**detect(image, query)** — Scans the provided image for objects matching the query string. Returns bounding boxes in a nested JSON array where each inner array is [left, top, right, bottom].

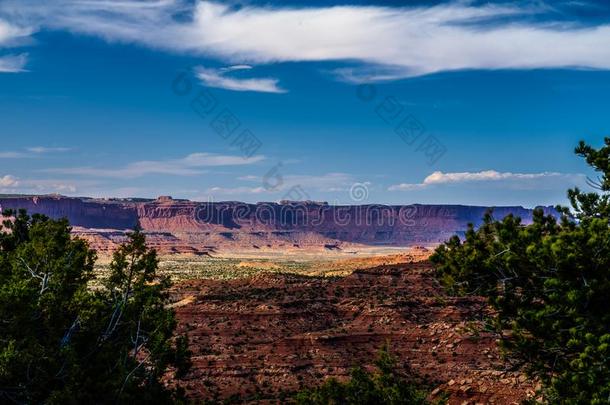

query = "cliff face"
[[0, 195, 556, 253], [0, 195, 139, 229]]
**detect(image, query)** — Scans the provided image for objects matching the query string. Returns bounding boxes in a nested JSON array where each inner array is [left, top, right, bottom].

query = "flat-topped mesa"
[[0, 195, 559, 253]]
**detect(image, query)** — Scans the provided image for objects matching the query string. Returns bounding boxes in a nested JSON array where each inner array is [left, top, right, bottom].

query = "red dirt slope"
[[172, 261, 538, 404]]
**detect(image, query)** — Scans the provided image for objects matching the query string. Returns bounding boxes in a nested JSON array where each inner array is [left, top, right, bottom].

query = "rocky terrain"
[[0, 194, 556, 255], [171, 259, 538, 404]]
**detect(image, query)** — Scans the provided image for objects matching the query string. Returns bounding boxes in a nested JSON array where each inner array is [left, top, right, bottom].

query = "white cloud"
[[195, 65, 286, 93], [186, 2, 610, 77], [0, 174, 19, 187], [3, 1, 610, 79], [424, 170, 564, 185], [0, 19, 31, 45], [389, 170, 575, 191], [46, 152, 265, 178]]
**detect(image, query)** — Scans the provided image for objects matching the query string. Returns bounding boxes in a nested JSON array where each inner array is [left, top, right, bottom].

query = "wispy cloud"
[[389, 170, 578, 191], [4, 1, 610, 79], [0, 19, 32, 72], [281, 173, 356, 192], [0, 151, 27, 158], [201, 172, 361, 200], [0, 174, 79, 194], [241, 172, 358, 192], [196, 172, 359, 199], [205, 185, 267, 195], [0, 53, 27, 72], [195, 65, 286, 93], [46, 152, 265, 178], [0, 146, 71, 158], [27, 146, 72, 153], [24, 180, 77, 193], [331, 65, 419, 84]]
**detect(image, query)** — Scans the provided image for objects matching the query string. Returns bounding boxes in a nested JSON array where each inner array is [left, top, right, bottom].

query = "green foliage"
[[0, 211, 190, 404], [294, 344, 436, 405], [431, 138, 610, 404]]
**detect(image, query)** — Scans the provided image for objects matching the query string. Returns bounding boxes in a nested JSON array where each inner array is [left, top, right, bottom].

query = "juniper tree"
[[432, 138, 610, 404], [0, 211, 190, 404]]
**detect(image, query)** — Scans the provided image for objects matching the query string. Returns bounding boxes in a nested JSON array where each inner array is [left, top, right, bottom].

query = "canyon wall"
[[0, 195, 557, 253]]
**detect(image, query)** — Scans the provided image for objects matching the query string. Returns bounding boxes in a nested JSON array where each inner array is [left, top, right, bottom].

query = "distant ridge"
[[0, 194, 558, 255]]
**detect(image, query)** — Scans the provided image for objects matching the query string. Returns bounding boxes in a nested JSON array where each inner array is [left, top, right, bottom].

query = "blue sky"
[[1, 0, 610, 206]]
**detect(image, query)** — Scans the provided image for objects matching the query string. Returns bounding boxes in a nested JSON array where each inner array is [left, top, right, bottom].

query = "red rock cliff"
[[0, 195, 557, 252]]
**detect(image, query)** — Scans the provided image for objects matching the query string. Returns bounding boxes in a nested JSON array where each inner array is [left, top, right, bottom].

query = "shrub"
[[294, 344, 435, 405]]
